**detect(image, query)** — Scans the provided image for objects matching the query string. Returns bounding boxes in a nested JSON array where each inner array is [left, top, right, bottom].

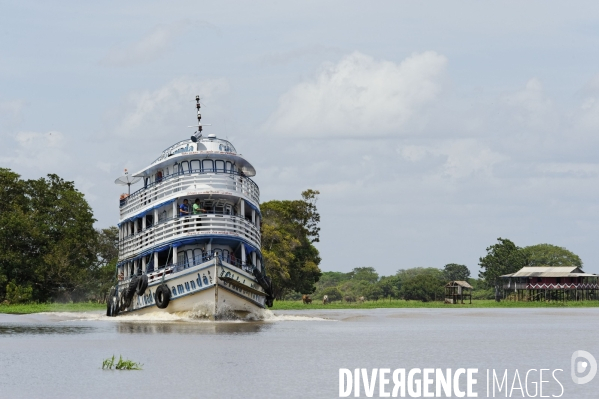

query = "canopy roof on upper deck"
[[500, 266, 597, 278], [131, 136, 256, 178]]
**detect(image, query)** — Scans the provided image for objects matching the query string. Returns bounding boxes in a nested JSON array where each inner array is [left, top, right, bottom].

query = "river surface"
[[0, 308, 598, 398]]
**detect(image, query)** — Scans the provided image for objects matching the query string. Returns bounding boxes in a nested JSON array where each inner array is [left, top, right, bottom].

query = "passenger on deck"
[[192, 199, 206, 215], [193, 199, 206, 230], [179, 199, 190, 217]]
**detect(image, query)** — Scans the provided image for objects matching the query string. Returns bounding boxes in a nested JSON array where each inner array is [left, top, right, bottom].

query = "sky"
[[2, 1, 599, 276]]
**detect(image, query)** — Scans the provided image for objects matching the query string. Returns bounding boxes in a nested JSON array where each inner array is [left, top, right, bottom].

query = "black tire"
[[155, 284, 171, 309], [127, 276, 139, 299], [136, 274, 148, 296]]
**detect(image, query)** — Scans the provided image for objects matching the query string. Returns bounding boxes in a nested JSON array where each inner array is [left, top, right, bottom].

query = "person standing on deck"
[[192, 199, 206, 215], [192, 199, 206, 230], [179, 199, 190, 217]]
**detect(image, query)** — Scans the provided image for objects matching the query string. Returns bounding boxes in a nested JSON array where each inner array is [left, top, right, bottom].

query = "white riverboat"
[[107, 96, 274, 318]]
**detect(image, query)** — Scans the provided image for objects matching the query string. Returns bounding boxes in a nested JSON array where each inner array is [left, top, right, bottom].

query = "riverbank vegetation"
[[272, 299, 599, 310], [281, 239, 587, 304], [0, 302, 105, 314]]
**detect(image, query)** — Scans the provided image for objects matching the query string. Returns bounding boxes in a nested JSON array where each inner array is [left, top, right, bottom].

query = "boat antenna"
[[189, 95, 211, 142], [114, 168, 142, 195]]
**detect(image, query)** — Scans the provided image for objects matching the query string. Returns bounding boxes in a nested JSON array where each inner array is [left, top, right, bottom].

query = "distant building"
[[500, 266, 599, 301], [445, 281, 473, 304]]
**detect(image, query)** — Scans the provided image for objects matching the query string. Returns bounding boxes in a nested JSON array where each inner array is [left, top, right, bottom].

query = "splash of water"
[[38, 307, 334, 323]]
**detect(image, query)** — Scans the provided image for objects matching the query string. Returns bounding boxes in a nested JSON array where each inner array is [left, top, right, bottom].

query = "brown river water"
[[0, 308, 598, 398]]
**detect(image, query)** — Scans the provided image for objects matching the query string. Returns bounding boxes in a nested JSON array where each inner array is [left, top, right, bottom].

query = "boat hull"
[[117, 260, 266, 319]]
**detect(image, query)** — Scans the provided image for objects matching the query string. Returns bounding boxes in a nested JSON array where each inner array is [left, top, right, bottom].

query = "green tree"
[[348, 267, 379, 284], [0, 169, 97, 302], [27, 174, 97, 301], [399, 268, 445, 302], [521, 244, 582, 268], [0, 168, 38, 300], [443, 263, 471, 281], [364, 284, 384, 301], [90, 227, 120, 301], [260, 189, 322, 299], [5, 280, 33, 304], [376, 275, 401, 299], [478, 238, 527, 287], [315, 271, 350, 290]]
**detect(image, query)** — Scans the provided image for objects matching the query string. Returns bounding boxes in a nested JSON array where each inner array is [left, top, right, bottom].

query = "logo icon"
[[571, 350, 597, 385]]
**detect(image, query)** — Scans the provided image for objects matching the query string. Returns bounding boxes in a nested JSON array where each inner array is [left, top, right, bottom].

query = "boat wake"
[[38, 307, 333, 323]]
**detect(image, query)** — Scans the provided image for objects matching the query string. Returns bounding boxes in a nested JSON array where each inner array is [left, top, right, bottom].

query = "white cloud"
[[577, 96, 599, 131], [0, 99, 25, 127], [259, 45, 344, 66], [101, 21, 190, 67], [0, 131, 68, 170], [397, 145, 431, 162], [500, 78, 554, 129], [537, 162, 599, 178], [110, 76, 230, 140], [440, 140, 508, 179], [262, 51, 447, 137], [397, 140, 507, 180]]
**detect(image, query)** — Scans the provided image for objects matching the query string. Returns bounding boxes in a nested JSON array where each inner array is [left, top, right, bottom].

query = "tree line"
[[287, 239, 583, 303]]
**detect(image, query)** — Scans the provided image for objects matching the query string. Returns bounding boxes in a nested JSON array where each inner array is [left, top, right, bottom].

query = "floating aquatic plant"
[[102, 355, 142, 370]]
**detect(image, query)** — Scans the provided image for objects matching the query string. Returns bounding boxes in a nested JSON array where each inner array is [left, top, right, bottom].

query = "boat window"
[[164, 167, 169, 176], [225, 204, 232, 215], [155, 171, 163, 183], [226, 161, 233, 173], [190, 160, 201, 173], [177, 251, 189, 268], [213, 248, 222, 259], [222, 249, 230, 262], [172, 163, 178, 176], [144, 177, 149, 188], [158, 210, 167, 222], [193, 249, 204, 264], [180, 161, 190, 174], [202, 159, 214, 173], [215, 160, 225, 173]]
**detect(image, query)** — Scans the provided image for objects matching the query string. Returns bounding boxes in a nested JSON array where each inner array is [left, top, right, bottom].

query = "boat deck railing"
[[119, 170, 260, 218], [119, 213, 261, 259]]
